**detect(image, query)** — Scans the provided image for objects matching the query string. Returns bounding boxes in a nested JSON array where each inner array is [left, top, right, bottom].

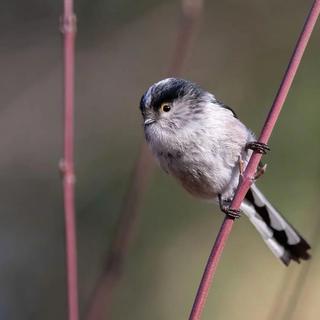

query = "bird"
[[139, 77, 310, 265]]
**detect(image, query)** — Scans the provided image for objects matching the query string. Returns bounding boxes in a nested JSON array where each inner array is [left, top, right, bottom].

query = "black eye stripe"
[[150, 79, 203, 110], [139, 78, 205, 113], [151, 86, 181, 110]]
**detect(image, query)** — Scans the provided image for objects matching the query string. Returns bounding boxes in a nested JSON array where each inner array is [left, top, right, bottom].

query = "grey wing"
[[216, 99, 238, 118]]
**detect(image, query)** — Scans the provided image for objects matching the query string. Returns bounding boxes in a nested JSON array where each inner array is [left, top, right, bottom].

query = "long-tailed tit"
[[139, 78, 310, 265]]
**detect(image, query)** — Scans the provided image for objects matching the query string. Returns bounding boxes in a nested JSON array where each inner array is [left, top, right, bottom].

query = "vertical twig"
[[266, 270, 294, 320], [266, 213, 320, 320], [281, 243, 316, 320], [189, 1, 320, 319], [85, 1, 203, 320], [61, 1, 78, 320]]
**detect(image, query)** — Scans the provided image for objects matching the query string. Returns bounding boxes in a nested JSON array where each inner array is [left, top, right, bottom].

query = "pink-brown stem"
[[189, 1, 320, 319], [61, 0, 79, 320]]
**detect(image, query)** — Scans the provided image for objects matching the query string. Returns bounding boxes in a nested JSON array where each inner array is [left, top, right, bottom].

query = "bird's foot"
[[222, 207, 242, 219], [246, 141, 270, 155], [219, 195, 241, 219], [238, 155, 244, 176], [254, 163, 267, 180]]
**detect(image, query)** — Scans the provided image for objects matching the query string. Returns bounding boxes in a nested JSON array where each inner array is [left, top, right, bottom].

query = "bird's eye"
[[160, 103, 171, 112]]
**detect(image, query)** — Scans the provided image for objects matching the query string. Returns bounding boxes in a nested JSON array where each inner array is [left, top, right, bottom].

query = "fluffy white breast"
[[144, 101, 253, 199]]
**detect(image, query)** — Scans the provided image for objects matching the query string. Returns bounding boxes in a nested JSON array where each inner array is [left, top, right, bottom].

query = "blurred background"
[[1, 0, 319, 319]]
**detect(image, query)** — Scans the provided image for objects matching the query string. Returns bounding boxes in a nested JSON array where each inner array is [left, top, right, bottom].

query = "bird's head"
[[139, 78, 212, 132]]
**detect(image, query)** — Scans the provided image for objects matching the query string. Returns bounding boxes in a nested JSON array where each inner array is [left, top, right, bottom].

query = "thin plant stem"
[[281, 236, 318, 320], [265, 270, 294, 320], [61, 1, 79, 320], [85, 1, 203, 319], [265, 210, 320, 320], [189, 1, 320, 319]]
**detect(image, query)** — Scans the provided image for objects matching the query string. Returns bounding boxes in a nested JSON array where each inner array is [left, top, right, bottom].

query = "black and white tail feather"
[[241, 184, 311, 265]]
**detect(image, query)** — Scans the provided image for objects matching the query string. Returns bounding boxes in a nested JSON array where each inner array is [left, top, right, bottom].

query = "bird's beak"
[[144, 118, 156, 126]]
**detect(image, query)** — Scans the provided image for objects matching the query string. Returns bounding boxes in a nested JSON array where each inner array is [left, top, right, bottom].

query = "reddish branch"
[[189, 1, 320, 319], [85, 1, 203, 319], [61, 1, 79, 320]]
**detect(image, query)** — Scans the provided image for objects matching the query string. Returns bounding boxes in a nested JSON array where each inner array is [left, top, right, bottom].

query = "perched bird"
[[139, 78, 310, 265]]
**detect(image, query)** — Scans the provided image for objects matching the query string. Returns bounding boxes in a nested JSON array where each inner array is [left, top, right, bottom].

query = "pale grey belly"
[[158, 151, 235, 200], [173, 168, 219, 199]]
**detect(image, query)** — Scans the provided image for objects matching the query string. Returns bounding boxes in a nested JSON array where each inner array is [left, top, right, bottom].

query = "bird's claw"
[[238, 156, 244, 176], [246, 141, 270, 155], [222, 207, 242, 219], [254, 163, 267, 180], [219, 195, 242, 219]]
